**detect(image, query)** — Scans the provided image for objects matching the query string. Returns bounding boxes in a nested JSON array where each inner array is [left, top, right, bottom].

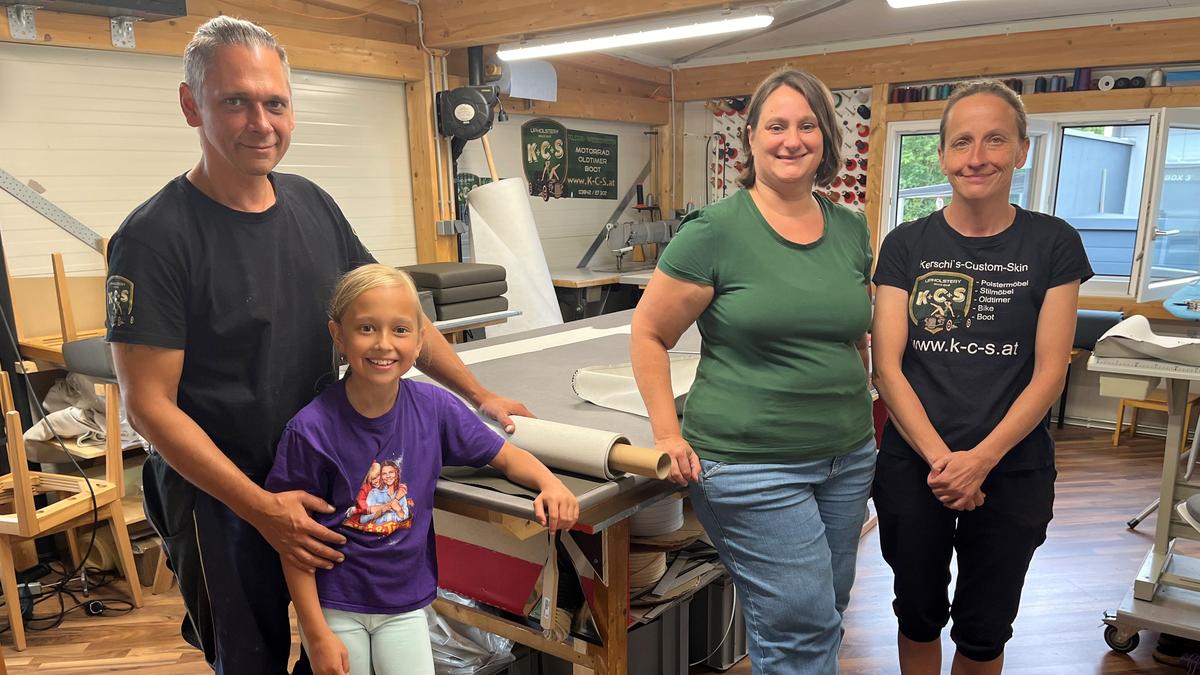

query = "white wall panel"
[[0, 42, 416, 279]]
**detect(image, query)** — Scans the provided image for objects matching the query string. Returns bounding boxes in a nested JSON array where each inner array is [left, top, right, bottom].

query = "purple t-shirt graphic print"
[[266, 379, 504, 614]]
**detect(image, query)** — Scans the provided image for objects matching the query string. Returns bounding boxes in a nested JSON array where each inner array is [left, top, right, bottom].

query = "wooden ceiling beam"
[[188, 0, 410, 43], [551, 54, 670, 86], [674, 16, 1200, 100], [420, 0, 763, 49], [307, 0, 419, 25], [0, 8, 426, 82]]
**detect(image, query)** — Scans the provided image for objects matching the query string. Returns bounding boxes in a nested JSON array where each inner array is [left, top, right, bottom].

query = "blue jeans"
[[689, 438, 876, 675]]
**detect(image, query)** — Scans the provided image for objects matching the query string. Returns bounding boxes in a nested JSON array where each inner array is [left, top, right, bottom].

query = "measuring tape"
[[0, 168, 105, 254]]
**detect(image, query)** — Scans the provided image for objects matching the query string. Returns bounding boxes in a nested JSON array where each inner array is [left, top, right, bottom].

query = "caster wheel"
[[1104, 625, 1139, 654]]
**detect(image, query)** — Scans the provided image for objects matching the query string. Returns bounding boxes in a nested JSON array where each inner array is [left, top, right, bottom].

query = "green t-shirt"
[[658, 189, 874, 463]]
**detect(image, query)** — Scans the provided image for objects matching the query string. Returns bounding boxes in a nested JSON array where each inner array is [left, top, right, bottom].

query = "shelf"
[[886, 84, 1200, 121], [121, 494, 147, 526], [26, 437, 144, 462]]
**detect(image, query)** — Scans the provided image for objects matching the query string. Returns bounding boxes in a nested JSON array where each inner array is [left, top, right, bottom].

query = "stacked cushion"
[[400, 263, 508, 321]]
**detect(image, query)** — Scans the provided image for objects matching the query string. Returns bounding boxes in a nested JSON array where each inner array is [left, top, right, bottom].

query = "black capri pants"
[[872, 451, 1055, 662]]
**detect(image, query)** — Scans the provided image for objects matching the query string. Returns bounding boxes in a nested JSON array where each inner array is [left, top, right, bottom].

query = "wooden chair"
[[0, 371, 143, 651], [4, 251, 107, 368], [1112, 390, 1200, 452]]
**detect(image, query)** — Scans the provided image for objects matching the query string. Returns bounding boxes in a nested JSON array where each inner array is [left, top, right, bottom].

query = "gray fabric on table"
[[423, 311, 700, 501], [441, 466, 604, 499]]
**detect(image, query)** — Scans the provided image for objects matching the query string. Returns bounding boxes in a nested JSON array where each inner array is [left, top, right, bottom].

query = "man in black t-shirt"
[[106, 17, 530, 673]]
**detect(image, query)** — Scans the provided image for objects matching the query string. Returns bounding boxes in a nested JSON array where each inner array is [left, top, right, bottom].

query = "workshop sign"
[[522, 119, 618, 200]]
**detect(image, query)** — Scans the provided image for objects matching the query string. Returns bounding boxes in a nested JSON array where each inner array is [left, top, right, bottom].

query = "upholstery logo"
[[106, 275, 134, 328], [909, 272, 973, 334]]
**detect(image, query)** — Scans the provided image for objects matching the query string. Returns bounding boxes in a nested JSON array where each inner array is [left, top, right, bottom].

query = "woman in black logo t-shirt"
[[871, 80, 1093, 673]]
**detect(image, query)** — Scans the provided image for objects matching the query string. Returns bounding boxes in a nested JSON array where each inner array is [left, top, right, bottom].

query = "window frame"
[[880, 107, 1187, 300]]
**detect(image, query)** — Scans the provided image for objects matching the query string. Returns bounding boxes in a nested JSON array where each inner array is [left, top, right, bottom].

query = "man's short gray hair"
[[183, 16, 290, 97]]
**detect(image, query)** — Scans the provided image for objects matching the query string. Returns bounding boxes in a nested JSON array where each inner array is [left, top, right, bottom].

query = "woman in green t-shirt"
[[631, 68, 876, 674]]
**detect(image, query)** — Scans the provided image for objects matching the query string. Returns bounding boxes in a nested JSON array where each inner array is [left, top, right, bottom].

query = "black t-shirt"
[[872, 207, 1093, 471], [106, 173, 375, 479]]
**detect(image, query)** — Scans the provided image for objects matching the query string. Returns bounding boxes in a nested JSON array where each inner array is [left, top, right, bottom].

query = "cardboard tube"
[[610, 443, 670, 480]]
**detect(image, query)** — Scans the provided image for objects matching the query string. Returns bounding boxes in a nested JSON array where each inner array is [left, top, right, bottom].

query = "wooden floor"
[[2, 427, 1196, 673]]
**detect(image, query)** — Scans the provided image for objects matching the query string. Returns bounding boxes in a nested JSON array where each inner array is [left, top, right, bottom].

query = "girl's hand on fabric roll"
[[659, 435, 700, 486], [927, 451, 992, 508], [533, 480, 579, 533]]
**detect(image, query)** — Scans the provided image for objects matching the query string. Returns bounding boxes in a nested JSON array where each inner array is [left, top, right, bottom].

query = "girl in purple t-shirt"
[[267, 264, 578, 675]]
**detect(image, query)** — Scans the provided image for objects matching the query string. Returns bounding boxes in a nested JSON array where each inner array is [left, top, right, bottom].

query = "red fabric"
[[873, 397, 888, 447], [435, 535, 542, 615]]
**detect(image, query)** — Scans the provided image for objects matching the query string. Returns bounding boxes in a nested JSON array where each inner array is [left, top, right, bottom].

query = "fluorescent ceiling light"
[[497, 12, 774, 61], [888, 0, 965, 7]]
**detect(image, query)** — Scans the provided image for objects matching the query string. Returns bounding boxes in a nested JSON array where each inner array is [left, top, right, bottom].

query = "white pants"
[[299, 606, 435, 675]]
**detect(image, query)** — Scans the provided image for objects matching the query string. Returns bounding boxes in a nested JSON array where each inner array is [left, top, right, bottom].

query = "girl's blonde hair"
[[328, 264, 423, 332]]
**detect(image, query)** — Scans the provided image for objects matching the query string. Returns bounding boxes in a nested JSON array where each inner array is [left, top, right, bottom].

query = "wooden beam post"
[[865, 83, 890, 262], [592, 519, 630, 674], [656, 102, 684, 216], [407, 53, 459, 263]]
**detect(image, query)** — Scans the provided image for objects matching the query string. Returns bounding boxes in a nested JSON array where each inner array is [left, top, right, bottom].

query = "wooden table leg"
[[591, 520, 629, 675]]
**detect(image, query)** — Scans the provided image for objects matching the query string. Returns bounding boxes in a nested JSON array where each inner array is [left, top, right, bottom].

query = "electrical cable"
[[689, 585, 739, 667]]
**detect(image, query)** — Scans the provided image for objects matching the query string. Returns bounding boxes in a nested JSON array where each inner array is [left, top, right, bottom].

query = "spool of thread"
[[1098, 75, 1116, 91], [1149, 68, 1166, 87], [1074, 68, 1091, 92], [1130, 76, 1146, 88], [635, 184, 645, 206], [926, 85, 936, 101], [890, 87, 903, 103], [629, 552, 668, 591], [632, 497, 685, 537], [942, 83, 954, 99], [1115, 77, 1131, 89], [1035, 76, 1048, 93]]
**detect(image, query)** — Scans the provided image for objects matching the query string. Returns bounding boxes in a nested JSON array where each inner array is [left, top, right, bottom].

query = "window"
[[1050, 124, 1150, 280], [883, 108, 1200, 300], [1145, 118, 1200, 293], [893, 132, 1036, 226]]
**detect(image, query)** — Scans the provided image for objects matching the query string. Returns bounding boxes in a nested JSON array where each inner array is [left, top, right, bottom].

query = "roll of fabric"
[[629, 552, 668, 591], [632, 497, 685, 537], [498, 416, 669, 480], [467, 177, 563, 336]]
